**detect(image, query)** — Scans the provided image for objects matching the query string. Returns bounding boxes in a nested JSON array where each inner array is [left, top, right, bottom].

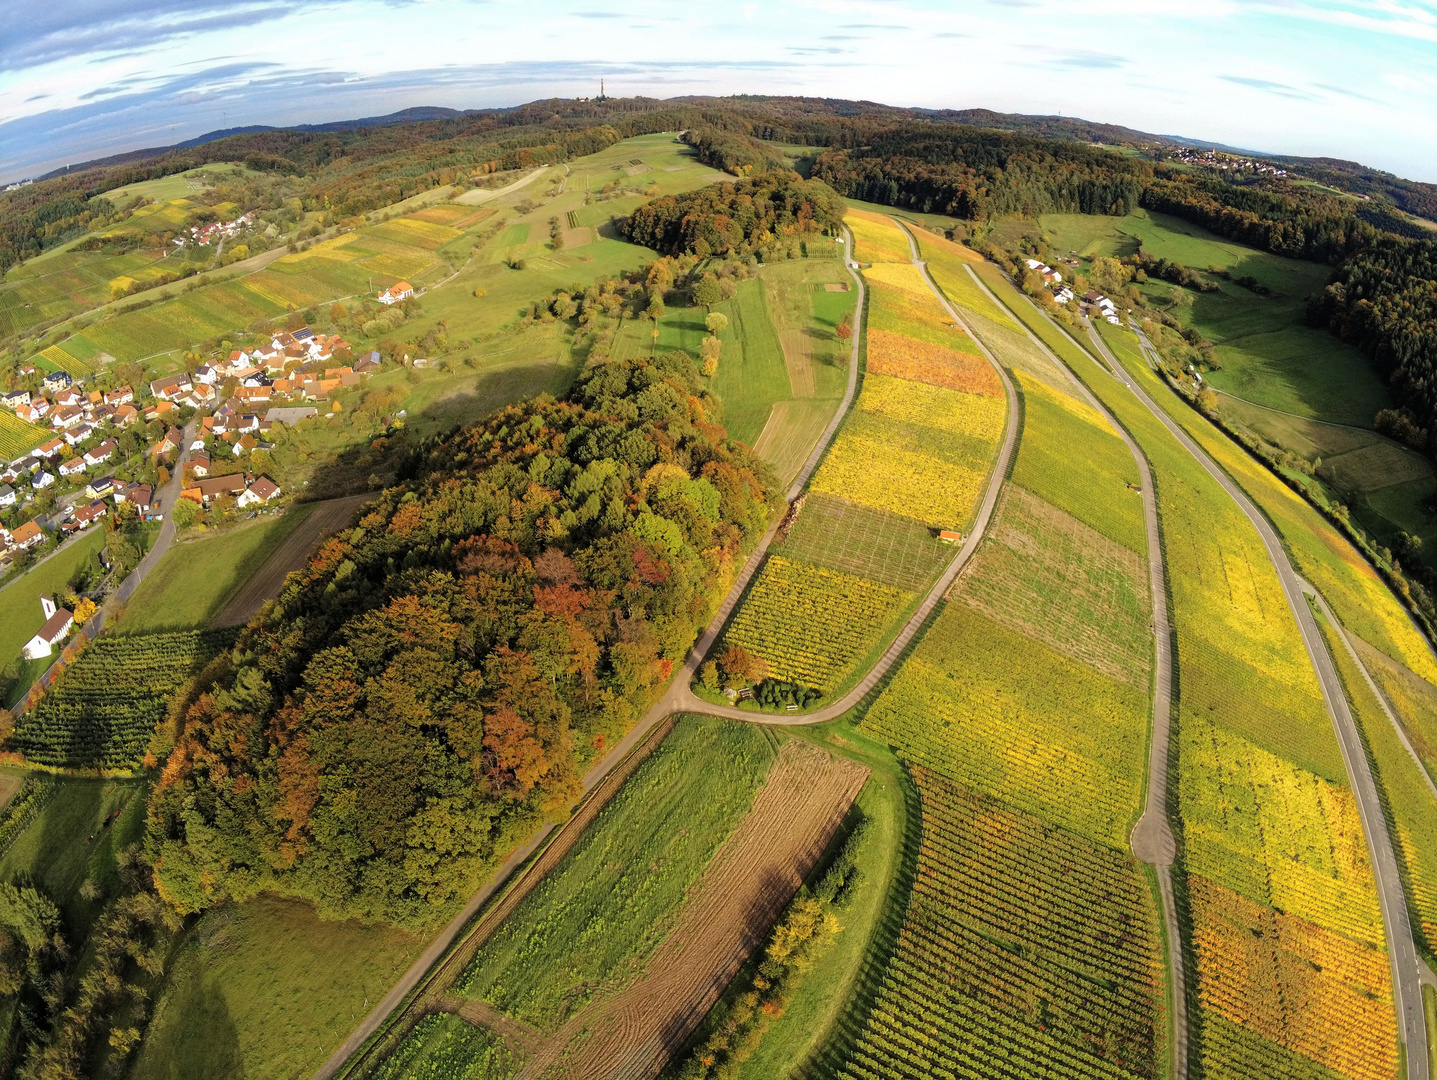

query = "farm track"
[[212, 491, 376, 627], [514, 742, 868, 1080], [1095, 320, 1428, 1078], [961, 265, 1187, 1078]]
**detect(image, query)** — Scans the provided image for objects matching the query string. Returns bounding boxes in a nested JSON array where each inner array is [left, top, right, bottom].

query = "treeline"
[[1309, 234, 1437, 443], [622, 172, 845, 256], [146, 354, 776, 929]]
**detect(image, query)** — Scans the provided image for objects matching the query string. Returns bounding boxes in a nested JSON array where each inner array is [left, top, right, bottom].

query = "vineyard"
[[718, 556, 910, 692], [710, 219, 1007, 702], [9, 630, 236, 770], [1061, 309, 1401, 1077], [0, 409, 48, 458], [838, 769, 1164, 1080], [846, 209, 913, 264], [39, 344, 91, 378]]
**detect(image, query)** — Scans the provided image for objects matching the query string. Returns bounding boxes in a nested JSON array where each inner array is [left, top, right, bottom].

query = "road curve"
[[959, 265, 1188, 1079], [659, 218, 1020, 726], [1098, 322, 1428, 1080]]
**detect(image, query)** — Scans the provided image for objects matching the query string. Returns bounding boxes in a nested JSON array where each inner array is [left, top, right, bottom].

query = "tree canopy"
[[147, 353, 775, 929]]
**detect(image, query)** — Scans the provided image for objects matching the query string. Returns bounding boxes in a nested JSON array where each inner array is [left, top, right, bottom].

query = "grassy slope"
[[0, 531, 106, 670], [118, 506, 315, 633], [130, 896, 426, 1080]]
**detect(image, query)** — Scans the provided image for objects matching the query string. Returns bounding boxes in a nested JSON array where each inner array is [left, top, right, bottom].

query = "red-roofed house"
[[378, 281, 414, 305]]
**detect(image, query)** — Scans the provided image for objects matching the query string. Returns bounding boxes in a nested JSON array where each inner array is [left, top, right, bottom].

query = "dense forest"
[[146, 354, 775, 928], [622, 171, 845, 256]]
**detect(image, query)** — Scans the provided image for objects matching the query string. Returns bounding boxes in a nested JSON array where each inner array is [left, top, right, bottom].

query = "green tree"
[[692, 276, 722, 309]]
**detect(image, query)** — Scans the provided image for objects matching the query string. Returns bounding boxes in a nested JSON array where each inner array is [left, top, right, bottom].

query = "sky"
[[2, 0, 1435, 185]]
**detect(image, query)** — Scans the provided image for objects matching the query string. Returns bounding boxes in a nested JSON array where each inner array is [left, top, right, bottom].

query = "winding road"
[[958, 264, 1188, 1079], [1095, 320, 1429, 1079]]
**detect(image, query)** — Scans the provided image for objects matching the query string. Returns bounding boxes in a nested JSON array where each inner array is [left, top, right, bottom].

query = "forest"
[[145, 353, 776, 929], [621, 171, 845, 256]]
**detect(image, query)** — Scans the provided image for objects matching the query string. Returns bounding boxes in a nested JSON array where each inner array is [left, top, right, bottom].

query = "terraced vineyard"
[[843, 349, 1165, 1079], [0, 409, 48, 457], [709, 212, 1008, 699]]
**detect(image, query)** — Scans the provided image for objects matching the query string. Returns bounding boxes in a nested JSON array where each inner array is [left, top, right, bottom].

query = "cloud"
[[1, 0, 333, 68], [1049, 51, 1129, 69], [789, 46, 850, 55], [1219, 75, 1318, 100]]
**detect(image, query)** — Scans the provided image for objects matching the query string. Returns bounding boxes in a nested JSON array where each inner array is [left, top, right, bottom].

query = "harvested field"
[[823, 282, 851, 292], [519, 742, 868, 1080], [557, 227, 592, 249], [450, 207, 496, 229], [213, 493, 373, 626], [1322, 441, 1431, 492]]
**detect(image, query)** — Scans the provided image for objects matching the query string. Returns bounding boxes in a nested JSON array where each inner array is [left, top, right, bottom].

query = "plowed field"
[[519, 742, 868, 1080]]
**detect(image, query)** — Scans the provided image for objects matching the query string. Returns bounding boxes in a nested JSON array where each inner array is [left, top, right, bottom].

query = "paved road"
[[1095, 322, 1428, 1080], [960, 266, 1188, 1079]]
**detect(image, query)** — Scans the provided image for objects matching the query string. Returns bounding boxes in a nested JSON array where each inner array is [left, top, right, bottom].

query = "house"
[[232, 433, 258, 456], [86, 476, 115, 498], [265, 407, 317, 427], [33, 437, 64, 461], [120, 483, 154, 514], [1, 390, 30, 409], [106, 386, 133, 406], [84, 439, 117, 467], [49, 405, 83, 430], [354, 351, 381, 375], [182, 474, 246, 505], [153, 427, 182, 459], [234, 385, 271, 404], [9, 520, 43, 549], [377, 280, 414, 305], [17, 400, 49, 424], [149, 374, 192, 401], [113, 404, 139, 427], [0, 484, 13, 507], [58, 457, 87, 479], [32, 471, 54, 490], [188, 452, 211, 477], [22, 597, 73, 661], [53, 388, 81, 409], [291, 327, 314, 344], [194, 364, 218, 385], [42, 371, 71, 393], [62, 424, 93, 447], [70, 499, 108, 529], [237, 475, 281, 508], [188, 437, 206, 453]]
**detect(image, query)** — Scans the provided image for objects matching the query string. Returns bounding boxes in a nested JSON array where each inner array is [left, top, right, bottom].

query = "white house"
[[32, 471, 54, 490], [237, 475, 281, 508], [0, 484, 13, 507], [23, 596, 73, 661], [58, 457, 86, 479], [377, 280, 414, 306]]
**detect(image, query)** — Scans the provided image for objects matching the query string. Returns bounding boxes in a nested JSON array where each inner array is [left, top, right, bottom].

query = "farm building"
[[378, 281, 415, 305]]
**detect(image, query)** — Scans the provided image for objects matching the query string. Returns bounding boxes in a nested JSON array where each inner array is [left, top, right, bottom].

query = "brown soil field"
[[450, 207, 497, 230], [0, 774, 23, 811], [823, 282, 851, 292], [213, 493, 374, 627], [519, 742, 869, 1080], [557, 227, 592, 250], [440, 997, 546, 1057]]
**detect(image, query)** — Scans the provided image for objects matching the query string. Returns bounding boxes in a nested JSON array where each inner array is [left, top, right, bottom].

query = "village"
[[1022, 255, 1125, 323], [1165, 145, 1290, 177]]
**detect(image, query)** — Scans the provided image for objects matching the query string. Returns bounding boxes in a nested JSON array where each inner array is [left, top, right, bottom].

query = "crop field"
[[38, 343, 91, 377], [0, 408, 49, 457], [1319, 614, 1437, 959], [777, 494, 952, 592], [1350, 635, 1437, 779], [10, 629, 236, 770], [1102, 322, 1437, 687], [456, 716, 777, 1028], [953, 486, 1152, 689], [840, 767, 1163, 1080], [846, 209, 913, 263], [1060, 299, 1400, 1078], [372, 1014, 512, 1080], [865, 263, 986, 356], [718, 556, 911, 691], [513, 741, 867, 1080], [1010, 371, 1146, 552], [915, 231, 1021, 330], [863, 602, 1148, 846]]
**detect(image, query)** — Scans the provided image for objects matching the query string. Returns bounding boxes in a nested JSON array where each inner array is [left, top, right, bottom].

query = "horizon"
[[1, 1, 1435, 186]]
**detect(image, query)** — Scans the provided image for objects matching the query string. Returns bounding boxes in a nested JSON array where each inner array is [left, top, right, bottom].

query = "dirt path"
[[213, 493, 374, 627], [516, 742, 868, 1080], [439, 997, 547, 1058], [961, 265, 1187, 1078], [452, 168, 549, 207], [1098, 320, 1428, 1079]]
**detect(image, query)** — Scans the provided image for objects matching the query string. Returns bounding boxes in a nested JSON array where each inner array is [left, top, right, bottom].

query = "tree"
[[835, 315, 852, 341], [692, 276, 722, 309], [705, 312, 729, 335], [171, 498, 199, 529]]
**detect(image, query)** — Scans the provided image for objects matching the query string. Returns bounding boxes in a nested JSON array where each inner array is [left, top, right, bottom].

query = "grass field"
[[119, 507, 316, 633], [0, 531, 106, 675], [456, 716, 776, 1030], [131, 895, 427, 1080]]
